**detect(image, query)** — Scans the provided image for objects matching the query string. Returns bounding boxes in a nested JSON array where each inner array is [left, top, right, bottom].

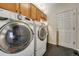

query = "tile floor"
[[44, 43, 78, 56]]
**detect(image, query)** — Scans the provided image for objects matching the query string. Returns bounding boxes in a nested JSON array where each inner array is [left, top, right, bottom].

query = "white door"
[[56, 9, 77, 49]]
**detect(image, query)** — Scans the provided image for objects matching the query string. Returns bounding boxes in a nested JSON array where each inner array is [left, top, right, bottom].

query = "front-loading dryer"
[[35, 21, 48, 56], [0, 8, 34, 56]]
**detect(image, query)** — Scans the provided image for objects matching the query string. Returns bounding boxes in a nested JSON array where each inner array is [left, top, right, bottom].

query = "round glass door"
[[38, 25, 47, 41], [0, 21, 33, 54]]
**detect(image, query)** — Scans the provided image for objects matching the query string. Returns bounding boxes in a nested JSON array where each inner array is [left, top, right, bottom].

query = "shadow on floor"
[[44, 43, 78, 56]]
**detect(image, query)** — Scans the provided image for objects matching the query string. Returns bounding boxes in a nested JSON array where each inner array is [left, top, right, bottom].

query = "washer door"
[[0, 21, 33, 54], [38, 25, 47, 41]]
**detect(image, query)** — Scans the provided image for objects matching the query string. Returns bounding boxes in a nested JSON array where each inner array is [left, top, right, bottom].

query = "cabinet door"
[[20, 3, 31, 18], [36, 9, 41, 22], [30, 4, 37, 21], [16, 3, 20, 13], [41, 13, 47, 21], [0, 3, 16, 12]]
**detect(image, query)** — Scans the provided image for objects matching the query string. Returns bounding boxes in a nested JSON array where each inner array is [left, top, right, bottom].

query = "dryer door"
[[38, 24, 47, 41], [0, 21, 33, 54]]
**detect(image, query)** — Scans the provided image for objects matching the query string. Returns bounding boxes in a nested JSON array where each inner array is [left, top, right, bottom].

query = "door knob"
[[73, 41, 75, 44], [73, 27, 75, 30]]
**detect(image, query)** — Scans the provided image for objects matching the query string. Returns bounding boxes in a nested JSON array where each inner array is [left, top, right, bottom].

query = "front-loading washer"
[[0, 8, 34, 56], [35, 21, 48, 56]]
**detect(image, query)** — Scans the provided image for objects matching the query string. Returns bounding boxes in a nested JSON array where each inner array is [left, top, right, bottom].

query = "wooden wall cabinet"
[[20, 3, 31, 18], [0, 3, 47, 21], [30, 4, 37, 21], [36, 8, 47, 22], [41, 13, 47, 21], [0, 3, 17, 12], [36, 9, 42, 22]]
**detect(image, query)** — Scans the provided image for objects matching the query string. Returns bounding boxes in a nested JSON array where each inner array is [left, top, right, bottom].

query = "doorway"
[[56, 9, 77, 50]]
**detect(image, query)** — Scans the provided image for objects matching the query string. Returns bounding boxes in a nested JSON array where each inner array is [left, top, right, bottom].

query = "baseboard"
[[48, 42, 56, 45]]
